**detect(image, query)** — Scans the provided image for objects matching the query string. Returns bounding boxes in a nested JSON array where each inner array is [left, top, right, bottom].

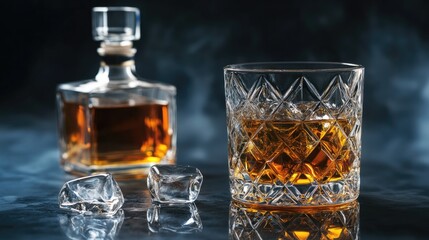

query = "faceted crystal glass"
[[224, 62, 364, 207]]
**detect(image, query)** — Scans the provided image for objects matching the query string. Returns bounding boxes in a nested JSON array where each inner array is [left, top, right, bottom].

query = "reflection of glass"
[[229, 201, 359, 239], [58, 210, 124, 240], [147, 203, 203, 233], [224, 62, 364, 206]]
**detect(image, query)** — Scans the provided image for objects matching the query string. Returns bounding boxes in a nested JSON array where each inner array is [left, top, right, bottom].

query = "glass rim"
[[224, 61, 364, 73]]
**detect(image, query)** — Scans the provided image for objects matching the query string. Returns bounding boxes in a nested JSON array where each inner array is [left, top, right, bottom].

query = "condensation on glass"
[[57, 7, 176, 179], [224, 62, 364, 206]]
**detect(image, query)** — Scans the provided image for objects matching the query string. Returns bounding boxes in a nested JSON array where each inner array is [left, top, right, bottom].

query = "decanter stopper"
[[92, 7, 140, 43]]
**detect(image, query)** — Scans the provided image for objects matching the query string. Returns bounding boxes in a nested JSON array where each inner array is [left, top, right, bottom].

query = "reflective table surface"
[[1, 119, 429, 239]]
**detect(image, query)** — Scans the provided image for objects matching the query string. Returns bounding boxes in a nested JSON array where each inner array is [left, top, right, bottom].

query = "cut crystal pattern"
[[225, 67, 364, 206], [229, 201, 360, 240]]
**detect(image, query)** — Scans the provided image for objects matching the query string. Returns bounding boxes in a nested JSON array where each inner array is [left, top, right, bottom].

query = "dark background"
[[3, 0, 429, 168], [1, 0, 429, 238]]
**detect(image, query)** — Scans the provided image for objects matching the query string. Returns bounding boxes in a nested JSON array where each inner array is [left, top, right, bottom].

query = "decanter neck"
[[95, 42, 138, 82]]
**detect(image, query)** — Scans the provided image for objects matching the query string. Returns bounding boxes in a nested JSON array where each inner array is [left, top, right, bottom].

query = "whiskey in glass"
[[224, 62, 364, 206]]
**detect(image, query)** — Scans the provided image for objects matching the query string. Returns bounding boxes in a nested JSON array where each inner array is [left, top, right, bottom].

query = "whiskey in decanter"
[[56, 7, 176, 179]]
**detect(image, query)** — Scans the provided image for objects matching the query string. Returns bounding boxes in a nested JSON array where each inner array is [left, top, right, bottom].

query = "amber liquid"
[[239, 118, 354, 185], [61, 101, 171, 167]]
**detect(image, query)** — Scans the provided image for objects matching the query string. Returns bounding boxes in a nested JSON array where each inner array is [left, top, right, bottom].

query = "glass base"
[[229, 199, 360, 240], [230, 166, 359, 207]]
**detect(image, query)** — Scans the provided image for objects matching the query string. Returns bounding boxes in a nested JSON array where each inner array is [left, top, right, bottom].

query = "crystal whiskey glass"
[[57, 7, 176, 179], [224, 62, 364, 206]]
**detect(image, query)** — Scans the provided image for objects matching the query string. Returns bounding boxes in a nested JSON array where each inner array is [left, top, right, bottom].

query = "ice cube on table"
[[58, 173, 124, 215], [147, 165, 203, 203]]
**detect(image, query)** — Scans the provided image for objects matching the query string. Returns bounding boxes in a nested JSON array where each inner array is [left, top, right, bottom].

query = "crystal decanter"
[[57, 7, 176, 179]]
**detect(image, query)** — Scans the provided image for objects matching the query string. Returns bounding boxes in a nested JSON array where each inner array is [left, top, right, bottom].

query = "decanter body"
[[57, 7, 176, 179]]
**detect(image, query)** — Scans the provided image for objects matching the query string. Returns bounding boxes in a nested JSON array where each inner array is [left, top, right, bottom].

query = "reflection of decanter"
[[229, 201, 359, 239], [58, 210, 124, 240], [56, 7, 176, 179]]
